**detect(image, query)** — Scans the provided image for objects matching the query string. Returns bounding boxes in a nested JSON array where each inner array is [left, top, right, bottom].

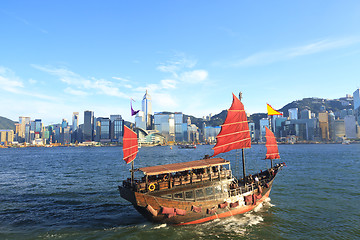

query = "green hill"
[[0, 116, 16, 131]]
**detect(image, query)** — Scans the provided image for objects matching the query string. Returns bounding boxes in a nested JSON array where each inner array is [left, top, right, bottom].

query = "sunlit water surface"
[[0, 144, 359, 239]]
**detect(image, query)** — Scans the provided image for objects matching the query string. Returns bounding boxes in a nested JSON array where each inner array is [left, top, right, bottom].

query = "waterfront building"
[[187, 124, 199, 142], [72, 112, 79, 131], [0, 130, 14, 145], [142, 90, 152, 130], [18, 116, 30, 142], [60, 126, 71, 145], [83, 110, 94, 141], [259, 118, 269, 142], [318, 112, 330, 141], [329, 112, 336, 141], [135, 111, 146, 130], [61, 119, 68, 128], [174, 112, 184, 142], [249, 122, 255, 142], [280, 118, 318, 141], [275, 117, 288, 138], [344, 115, 357, 139], [110, 115, 124, 142], [204, 126, 221, 143], [154, 112, 175, 142], [300, 109, 311, 119], [334, 119, 345, 140], [95, 117, 111, 143], [354, 88, 360, 125], [288, 108, 298, 120]]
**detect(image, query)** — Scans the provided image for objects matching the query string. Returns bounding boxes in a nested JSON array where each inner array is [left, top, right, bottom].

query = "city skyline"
[[1, 1, 360, 125]]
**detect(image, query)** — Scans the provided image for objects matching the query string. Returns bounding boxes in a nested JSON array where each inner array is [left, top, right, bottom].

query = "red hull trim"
[[177, 190, 271, 225]]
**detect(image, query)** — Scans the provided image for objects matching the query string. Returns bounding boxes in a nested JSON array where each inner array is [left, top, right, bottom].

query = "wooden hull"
[[119, 179, 274, 225]]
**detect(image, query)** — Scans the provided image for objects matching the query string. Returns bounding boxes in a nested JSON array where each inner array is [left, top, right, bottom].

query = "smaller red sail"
[[265, 126, 280, 159], [123, 126, 139, 164]]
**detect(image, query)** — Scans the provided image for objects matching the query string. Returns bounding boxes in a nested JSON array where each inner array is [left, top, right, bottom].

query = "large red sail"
[[265, 126, 280, 159], [123, 126, 139, 164], [212, 93, 251, 157]]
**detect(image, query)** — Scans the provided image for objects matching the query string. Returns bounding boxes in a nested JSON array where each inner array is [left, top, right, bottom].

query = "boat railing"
[[126, 169, 233, 193], [228, 177, 271, 197]]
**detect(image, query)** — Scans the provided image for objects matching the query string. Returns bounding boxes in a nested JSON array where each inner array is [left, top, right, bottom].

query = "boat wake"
[[152, 223, 167, 229]]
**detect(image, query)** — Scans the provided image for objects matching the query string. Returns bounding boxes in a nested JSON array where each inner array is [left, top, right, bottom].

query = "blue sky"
[[1, 1, 360, 125]]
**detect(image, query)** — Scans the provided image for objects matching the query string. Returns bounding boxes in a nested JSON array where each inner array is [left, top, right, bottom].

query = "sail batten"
[[265, 126, 280, 159], [212, 93, 251, 157], [123, 126, 139, 164]]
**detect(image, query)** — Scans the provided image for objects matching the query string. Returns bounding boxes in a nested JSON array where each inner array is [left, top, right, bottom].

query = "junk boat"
[[119, 93, 285, 225]]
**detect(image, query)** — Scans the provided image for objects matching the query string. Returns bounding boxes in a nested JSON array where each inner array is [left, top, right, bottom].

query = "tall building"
[[259, 118, 270, 142], [288, 108, 298, 120], [34, 119, 42, 139], [72, 112, 79, 131], [354, 88, 360, 125], [318, 112, 329, 141], [344, 115, 357, 139], [174, 112, 184, 142], [135, 111, 146, 129], [300, 109, 311, 119], [110, 115, 124, 142], [154, 113, 175, 142], [18, 116, 30, 141], [142, 90, 152, 130], [83, 110, 94, 141], [95, 117, 111, 142]]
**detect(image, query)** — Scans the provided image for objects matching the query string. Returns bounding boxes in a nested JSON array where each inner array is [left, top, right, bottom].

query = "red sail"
[[123, 126, 139, 164], [265, 126, 280, 159], [212, 93, 251, 157]]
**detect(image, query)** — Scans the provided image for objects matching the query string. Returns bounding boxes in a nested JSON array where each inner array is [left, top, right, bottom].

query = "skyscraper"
[[72, 112, 79, 131], [83, 110, 94, 141], [354, 88, 360, 125], [18, 116, 30, 140], [110, 115, 124, 142], [142, 90, 152, 130]]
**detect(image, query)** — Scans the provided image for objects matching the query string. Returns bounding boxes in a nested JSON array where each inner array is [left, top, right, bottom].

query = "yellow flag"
[[267, 103, 282, 116]]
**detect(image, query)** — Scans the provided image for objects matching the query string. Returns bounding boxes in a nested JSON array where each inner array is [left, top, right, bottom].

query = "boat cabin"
[[123, 158, 233, 193]]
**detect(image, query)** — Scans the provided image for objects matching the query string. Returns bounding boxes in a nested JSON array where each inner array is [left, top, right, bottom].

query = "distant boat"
[[178, 144, 196, 149], [119, 93, 285, 225]]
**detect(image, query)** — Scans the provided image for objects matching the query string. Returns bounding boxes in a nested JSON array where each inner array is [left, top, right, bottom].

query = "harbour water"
[[0, 144, 359, 239]]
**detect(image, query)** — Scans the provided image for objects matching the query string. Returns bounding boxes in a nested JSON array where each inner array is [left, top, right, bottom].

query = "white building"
[[288, 108, 298, 120], [142, 90, 152, 130]]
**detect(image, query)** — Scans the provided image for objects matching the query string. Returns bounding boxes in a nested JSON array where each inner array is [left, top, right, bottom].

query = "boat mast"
[[131, 161, 134, 186], [239, 92, 246, 179], [268, 116, 273, 168]]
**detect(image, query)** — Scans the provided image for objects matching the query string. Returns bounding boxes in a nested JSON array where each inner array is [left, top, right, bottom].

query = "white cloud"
[[156, 54, 208, 86], [32, 65, 130, 98], [157, 54, 197, 75], [0, 66, 24, 93], [161, 79, 177, 89], [231, 37, 360, 67], [179, 70, 208, 83], [112, 76, 130, 82], [153, 93, 178, 108], [64, 87, 89, 96]]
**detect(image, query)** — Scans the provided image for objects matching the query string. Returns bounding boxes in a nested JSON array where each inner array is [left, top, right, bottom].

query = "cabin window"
[[195, 189, 205, 199], [214, 185, 222, 194], [162, 194, 172, 199], [174, 192, 183, 200], [205, 187, 214, 196], [185, 190, 194, 200], [205, 186, 215, 200], [223, 184, 229, 193]]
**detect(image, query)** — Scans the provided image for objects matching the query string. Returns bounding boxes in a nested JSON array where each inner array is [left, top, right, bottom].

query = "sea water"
[[0, 144, 359, 239]]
